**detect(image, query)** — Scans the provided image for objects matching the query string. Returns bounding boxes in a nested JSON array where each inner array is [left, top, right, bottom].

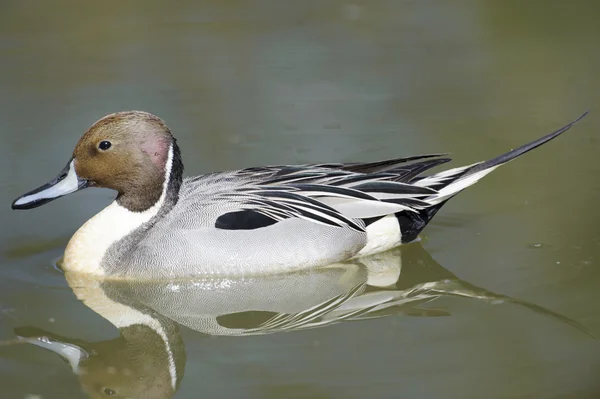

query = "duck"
[[12, 110, 588, 278]]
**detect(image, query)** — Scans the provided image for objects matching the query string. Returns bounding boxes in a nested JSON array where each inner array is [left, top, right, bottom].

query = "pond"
[[1, 1, 599, 398]]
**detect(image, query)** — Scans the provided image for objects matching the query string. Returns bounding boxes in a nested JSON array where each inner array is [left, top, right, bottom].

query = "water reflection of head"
[[17, 271, 186, 399]]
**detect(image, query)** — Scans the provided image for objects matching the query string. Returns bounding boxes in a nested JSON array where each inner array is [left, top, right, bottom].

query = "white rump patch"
[[354, 215, 402, 257]]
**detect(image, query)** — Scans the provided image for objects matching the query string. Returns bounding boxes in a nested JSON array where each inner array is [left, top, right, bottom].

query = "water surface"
[[1, 1, 600, 398]]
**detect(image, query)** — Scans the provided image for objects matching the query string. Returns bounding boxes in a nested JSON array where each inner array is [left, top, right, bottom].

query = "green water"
[[1, 1, 599, 398]]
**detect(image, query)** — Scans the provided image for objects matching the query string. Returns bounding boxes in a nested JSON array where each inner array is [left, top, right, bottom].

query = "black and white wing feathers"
[[204, 155, 449, 232]]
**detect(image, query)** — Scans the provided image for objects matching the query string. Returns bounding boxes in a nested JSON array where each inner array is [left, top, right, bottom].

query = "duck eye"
[[98, 141, 112, 151], [103, 387, 116, 396]]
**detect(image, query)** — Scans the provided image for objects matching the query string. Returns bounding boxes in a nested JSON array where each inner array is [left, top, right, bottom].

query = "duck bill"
[[14, 326, 90, 374], [11, 158, 89, 210]]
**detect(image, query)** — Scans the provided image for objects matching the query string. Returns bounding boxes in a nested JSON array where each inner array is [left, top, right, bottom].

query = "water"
[[1, 1, 600, 398]]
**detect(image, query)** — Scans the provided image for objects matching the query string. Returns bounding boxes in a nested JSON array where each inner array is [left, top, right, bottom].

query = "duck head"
[[11, 111, 183, 213]]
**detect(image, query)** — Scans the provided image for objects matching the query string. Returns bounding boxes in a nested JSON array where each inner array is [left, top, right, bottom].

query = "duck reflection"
[[15, 302, 185, 398], [14, 242, 591, 398]]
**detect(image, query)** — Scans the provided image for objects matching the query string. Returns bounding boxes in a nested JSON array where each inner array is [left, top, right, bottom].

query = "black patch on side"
[[396, 200, 449, 243], [215, 210, 278, 230]]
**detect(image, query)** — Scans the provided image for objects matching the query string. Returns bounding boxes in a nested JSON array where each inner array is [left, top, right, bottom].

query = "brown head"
[[12, 111, 183, 212]]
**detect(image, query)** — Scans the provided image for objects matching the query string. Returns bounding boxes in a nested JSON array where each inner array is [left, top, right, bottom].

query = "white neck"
[[63, 145, 174, 276], [65, 273, 178, 388]]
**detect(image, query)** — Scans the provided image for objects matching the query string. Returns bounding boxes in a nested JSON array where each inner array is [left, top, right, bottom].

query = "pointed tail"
[[418, 111, 589, 205], [397, 111, 589, 242]]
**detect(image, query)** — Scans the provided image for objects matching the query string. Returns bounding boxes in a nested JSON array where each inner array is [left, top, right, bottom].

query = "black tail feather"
[[468, 111, 589, 175], [396, 200, 449, 243]]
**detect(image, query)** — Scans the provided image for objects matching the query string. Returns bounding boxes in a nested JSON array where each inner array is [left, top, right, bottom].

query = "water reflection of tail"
[[13, 242, 592, 398]]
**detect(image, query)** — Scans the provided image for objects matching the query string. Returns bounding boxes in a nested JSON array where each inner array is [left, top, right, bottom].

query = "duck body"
[[12, 111, 588, 278], [63, 150, 430, 278]]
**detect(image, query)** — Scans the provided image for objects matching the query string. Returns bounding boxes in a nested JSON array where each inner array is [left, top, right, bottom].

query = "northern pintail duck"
[[12, 111, 587, 278]]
